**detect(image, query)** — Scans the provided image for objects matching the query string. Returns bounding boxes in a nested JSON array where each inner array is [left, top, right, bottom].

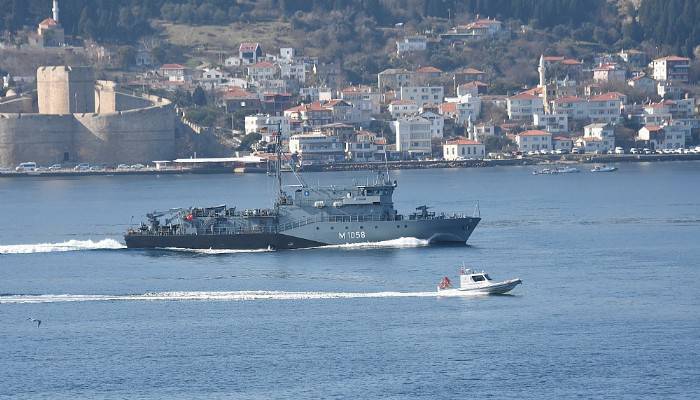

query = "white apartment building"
[[396, 35, 428, 55], [288, 133, 345, 162], [533, 112, 568, 133], [245, 114, 291, 139], [388, 100, 419, 118], [507, 92, 544, 120], [419, 111, 444, 138], [400, 86, 445, 108], [638, 125, 686, 149], [441, 94, 482, 124], [393, 116, 432, 156], [583, 123, 615, 152], [651, 56, 690, 83]]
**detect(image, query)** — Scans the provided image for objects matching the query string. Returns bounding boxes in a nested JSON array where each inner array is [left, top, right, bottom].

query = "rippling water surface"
[[1, 162, 699, 399]]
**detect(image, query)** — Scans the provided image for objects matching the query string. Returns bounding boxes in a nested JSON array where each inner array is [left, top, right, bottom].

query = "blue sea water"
[[1, 162, 700, 399]]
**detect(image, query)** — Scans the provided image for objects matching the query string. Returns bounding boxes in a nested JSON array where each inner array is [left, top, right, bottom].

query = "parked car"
[[117, 164, 131, 170], [614, 147, 624, 155], [571, 148, 583, 154], [630, 148, 639, 154], [131, 163, 146, 169], [74, 163, 90, 171], [642, 148, 652, 155], [48, 164, 62, 171], [15, 162, 38, 172]]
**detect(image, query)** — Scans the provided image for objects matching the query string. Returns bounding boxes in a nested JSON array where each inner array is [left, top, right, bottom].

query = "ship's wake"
[[0, 239, 125, 254], [313, 237, 431, 250], [0, 289, 480, 304], [162, 247, 275, 254], [0, 237, 431, 255]]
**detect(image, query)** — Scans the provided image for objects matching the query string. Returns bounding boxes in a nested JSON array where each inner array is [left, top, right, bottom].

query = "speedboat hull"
[[437, 278, 522, 295]]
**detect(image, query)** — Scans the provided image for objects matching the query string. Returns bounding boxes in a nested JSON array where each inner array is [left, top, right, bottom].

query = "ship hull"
[[125, 217, 480, 250]]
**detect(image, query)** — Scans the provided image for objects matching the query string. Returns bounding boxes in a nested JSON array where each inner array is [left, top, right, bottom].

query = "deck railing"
[[127, 211, 472, 236]]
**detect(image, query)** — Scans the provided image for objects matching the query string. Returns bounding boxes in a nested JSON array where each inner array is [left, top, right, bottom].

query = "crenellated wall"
[[0, 93, 175, 167]]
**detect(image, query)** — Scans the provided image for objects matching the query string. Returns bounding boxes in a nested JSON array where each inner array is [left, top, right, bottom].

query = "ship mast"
[[275, 123, 283, 203]]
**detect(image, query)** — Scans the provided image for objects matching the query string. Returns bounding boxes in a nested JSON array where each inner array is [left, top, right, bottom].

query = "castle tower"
[[37, 66, 95, 115], [52, 0, 59, 23]]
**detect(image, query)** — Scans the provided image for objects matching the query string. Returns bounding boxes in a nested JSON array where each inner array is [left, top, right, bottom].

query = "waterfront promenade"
[[2, 152, 700, 178]]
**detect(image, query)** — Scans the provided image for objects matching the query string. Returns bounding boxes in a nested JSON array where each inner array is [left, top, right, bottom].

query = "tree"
[[192, 86, 207, 106], [237, 133, 262, 151], [484, 135, 514, 152]]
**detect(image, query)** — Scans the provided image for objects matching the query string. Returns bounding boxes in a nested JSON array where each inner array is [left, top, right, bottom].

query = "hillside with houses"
[[2, 0, 700, 169]]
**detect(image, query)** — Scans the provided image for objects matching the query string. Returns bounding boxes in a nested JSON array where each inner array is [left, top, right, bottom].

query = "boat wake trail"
[[314, 237, 431, 250], [162, 247, 274, 254], [0, 290, 477, 304], [0, 239, 125, 255]]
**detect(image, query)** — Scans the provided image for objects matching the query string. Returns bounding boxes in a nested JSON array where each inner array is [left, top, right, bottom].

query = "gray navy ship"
[[125, 149, 480, 250]]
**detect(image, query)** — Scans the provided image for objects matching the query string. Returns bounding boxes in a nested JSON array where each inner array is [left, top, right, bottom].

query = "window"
[[472, 275, 486, 282]]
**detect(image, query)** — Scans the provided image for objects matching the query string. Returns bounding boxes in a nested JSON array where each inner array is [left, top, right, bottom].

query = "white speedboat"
[[556, 166, 580, 174], [590, 165, 617, 172], [437, 268, 521, 295], [532, 166, 579, 175]]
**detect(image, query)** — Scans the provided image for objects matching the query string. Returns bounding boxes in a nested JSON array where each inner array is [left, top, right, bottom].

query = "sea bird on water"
[[27, 318, 41, 327]]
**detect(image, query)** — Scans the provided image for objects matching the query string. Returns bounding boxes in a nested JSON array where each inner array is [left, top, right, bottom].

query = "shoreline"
[[1, 153, 699, 178]]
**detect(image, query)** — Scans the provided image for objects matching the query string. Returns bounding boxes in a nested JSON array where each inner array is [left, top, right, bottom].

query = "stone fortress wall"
[[0, 66, 175, 167]]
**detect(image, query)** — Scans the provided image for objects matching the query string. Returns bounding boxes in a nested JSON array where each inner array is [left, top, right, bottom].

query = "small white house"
[[443, 138, 485, 160], [515, 129, 552, 152]]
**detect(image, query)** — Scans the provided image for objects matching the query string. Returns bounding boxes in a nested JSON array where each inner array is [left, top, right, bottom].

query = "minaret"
[[538, 54, 545, 88], [52, 0, 59, 23]]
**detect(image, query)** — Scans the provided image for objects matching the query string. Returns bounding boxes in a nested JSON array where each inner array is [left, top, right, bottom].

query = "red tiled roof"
[[459, 81, 488, 89], [509, 92, 539, 100], [222, 87, 257, 99], [324, 99, 350, 107], [459, 67, 486, 74], [518, 130, 550, 137], [161, 63, 186, 70], [416, 66, 442, 73], [239, 42, 260, 52], [446, 138, 482, 145], [642, 125, 663, 132], [440, 102, 457, 113], [589, 92, 624, 101], [553, 136, 572, 140], [655, 55, 690, 62], [561, 59, 583, 65], [543, 56, 565, 62]]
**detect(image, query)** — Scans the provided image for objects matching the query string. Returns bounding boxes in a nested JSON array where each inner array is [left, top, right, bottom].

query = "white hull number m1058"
[[339, 231, 366, 240]]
